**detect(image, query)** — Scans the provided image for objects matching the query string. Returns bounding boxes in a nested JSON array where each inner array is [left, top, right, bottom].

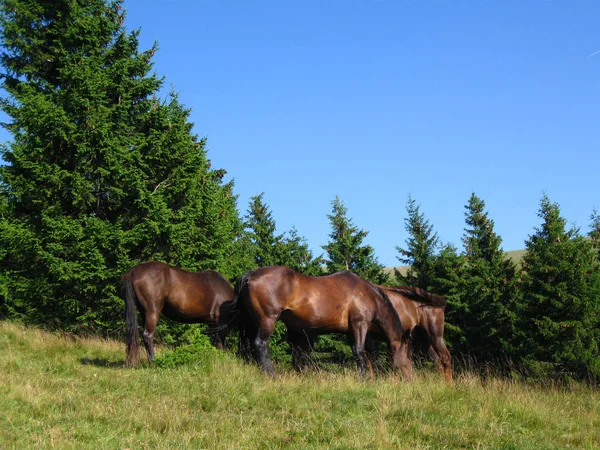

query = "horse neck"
[[375, 298, 405, 343], [415, 303, 427, 327]]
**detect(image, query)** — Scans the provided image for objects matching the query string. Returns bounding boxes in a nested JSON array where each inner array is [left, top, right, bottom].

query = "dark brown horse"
[[370, 285, 452, 381], [233, 266, 413, 378], [123, 261, 234, 366]]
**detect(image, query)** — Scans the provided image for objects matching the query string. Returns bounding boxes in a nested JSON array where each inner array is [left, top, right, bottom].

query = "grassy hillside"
[[385, 248, 527, 276], [1, 321, 599, 449]]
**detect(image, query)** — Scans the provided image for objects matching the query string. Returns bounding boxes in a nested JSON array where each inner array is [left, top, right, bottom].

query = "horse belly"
[[280, 303, 349, 334], [162, 293, 214, 323]]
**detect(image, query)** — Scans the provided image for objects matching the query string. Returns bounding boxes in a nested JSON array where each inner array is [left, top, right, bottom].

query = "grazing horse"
[[123, 261, 234, 366], [370, 285, 452, 381], [233, 266, 413, 378]]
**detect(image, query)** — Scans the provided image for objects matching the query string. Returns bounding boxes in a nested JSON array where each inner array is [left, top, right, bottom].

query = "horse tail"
[[233, 270, 253, 307], [209, 270, 254, 334], [231, 270, 255, 360], [123, 271, 140, 367]]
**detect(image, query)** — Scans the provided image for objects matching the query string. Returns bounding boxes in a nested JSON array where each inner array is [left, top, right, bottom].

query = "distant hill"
[[384, 248, 527, 277]]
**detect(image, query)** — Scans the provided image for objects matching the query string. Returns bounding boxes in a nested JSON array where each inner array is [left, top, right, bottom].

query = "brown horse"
[[233, 266, 413, 378], [123, 261, 234, 366], [370, 285, 452, 381]]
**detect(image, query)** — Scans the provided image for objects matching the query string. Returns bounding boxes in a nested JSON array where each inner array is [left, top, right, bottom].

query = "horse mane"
[[386, 285, 447, 309]]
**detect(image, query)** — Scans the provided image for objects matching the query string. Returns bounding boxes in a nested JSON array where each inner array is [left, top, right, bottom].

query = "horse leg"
[[252, 317, 276, 376], [364, 335, 378, 377], [210, 328, 226, 350], [288, 330, 313, 372], [430, 336, 453, 383], [142, 311, 159, 364], [427, 344, 441, 369], [350, 322, 369, 378], [389, 332, 414, 380], [238, 321, 253, 362]]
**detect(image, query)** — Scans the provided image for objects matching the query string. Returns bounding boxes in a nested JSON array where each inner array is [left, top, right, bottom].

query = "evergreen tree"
[[0, 0, 241, 333], [244, 193, 285, 267], [395, 194, 439, 289], [590, 208, 600, 259], [244, 193, 322, 275], [322, 195, 387, 284], [456, 193, 517, 363], [518, 195, 600, 380], [428, 242, 464, 350], [279, 227, 324, 276]]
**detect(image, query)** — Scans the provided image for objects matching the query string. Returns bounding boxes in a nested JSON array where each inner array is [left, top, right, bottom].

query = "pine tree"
[[244, 193, 285, 268], [428, 242, 464, 351], [395, 194, 439, 289], [0, 0, 241, 333], [518, 195, 600, 380], [457, 193, 517, 363], [590, 208, 600, 259], [244, 193, 323, 274], [279, 227, 324, 276], [322, 196, 387, 284]]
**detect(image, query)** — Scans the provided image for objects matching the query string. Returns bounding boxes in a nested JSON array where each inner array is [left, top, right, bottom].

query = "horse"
[[123, 261, 235, 366], [232, 266, 413, 378], [369, 285, 452, 381]]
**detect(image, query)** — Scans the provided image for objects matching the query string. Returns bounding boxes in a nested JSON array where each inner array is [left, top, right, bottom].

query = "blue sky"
[[6, 1, 600, 267], [120, 1, 600, 267]]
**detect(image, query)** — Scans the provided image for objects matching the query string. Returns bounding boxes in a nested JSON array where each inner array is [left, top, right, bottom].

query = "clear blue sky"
[[7, 1, 600, 267]]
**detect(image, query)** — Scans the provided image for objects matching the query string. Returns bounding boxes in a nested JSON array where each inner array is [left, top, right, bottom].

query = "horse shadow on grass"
[[79, 357, 124, 368]]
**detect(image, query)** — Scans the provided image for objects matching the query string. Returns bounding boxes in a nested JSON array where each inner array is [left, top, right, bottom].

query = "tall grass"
[[1, 321, 598, 449]]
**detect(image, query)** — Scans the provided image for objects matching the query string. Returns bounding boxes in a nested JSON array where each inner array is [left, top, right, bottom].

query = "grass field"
[[1, 321, 599, 449]]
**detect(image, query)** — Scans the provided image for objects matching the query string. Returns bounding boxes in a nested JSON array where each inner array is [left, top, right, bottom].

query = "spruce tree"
[[0, 0, 241, 333], [590, 208, 600, 259], [244, 193, 285, 268], [457, 193, 517, 363], [244, 194, 322, 275], [322, 195, 387, 284], [428, 242, 464, 351], [518, 195, 600, 380], [279, 227, 324, 276], [395, 194, 439, 289]]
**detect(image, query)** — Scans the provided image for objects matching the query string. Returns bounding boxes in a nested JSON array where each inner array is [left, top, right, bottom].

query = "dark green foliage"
[[322, 195, 387, 284], [452, 193, 518, 363], [395, 194, 439, 289], [427, 242, 464, 349], [279, 227, 324, 276], [244, 193, 322, 276], [518, 195, 600, 381], [153, 325, 222, 369], [0, 0, 241, 334], [244, 193, 285, 267]]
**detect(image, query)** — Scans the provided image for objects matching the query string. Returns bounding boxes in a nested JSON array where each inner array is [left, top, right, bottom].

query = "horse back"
[[245, 267, 380, 332], [128, 261, 233, 322]]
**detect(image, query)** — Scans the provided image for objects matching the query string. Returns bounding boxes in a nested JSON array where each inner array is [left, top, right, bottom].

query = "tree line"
[[1, 0, 599, 381]]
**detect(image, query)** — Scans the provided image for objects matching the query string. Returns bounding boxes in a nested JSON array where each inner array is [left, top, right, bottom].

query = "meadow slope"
[[1, 321, 598, 449]]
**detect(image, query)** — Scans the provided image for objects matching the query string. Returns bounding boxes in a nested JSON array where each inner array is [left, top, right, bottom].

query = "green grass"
[[1, 321, 599, 449]]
